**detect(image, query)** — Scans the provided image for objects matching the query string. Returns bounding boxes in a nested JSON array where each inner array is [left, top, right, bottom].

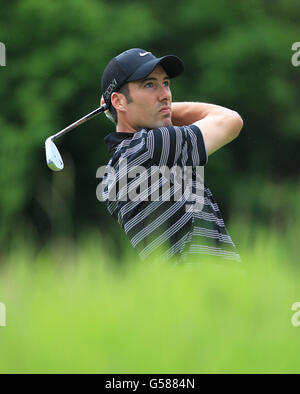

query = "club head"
[[45, 137, 64, 171]]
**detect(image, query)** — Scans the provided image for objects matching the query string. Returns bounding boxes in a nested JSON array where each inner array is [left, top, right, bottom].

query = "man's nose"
[[158, 85, 171, 102]]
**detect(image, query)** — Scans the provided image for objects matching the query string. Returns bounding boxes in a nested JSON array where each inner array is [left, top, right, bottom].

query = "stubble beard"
[[155, 114, 173, 128], [137, 113, 172, 130]]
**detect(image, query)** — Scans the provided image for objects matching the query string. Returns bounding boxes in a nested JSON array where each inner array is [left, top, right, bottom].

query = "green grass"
[[0, 223, 299, 373]]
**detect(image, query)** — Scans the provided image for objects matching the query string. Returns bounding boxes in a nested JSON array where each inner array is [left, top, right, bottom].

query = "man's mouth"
[[159, 106, 171, 114]]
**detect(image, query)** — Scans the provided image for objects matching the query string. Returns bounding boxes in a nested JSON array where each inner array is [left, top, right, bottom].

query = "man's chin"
[[139, 118, 172, 129], [152, 119, 173, 128]]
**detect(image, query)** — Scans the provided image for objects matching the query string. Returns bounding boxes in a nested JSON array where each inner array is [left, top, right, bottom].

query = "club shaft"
[[51, 104, 107, 141]]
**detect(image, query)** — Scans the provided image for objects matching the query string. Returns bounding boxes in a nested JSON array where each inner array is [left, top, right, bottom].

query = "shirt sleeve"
[[146, 125, 208, 167]]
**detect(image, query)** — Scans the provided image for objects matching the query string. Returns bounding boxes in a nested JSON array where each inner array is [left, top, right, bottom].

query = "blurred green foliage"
[[0, 224, 300, 373], [0, 0, 299, 251]]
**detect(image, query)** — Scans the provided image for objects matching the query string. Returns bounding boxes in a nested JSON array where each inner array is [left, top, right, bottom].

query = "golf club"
[[45, 104, 107, 171]]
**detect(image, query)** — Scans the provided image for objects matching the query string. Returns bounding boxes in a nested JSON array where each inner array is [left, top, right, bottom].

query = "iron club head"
[[44, 105, 107, 171], [45, 137, 64, 171]]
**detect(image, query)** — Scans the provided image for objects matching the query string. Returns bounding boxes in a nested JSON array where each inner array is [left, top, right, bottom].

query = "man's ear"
[[111, 92, 126, 113]]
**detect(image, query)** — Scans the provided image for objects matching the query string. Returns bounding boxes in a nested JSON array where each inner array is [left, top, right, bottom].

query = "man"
[[100, 48, 243, 263]]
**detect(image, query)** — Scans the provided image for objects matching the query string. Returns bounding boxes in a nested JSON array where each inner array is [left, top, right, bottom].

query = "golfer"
[[100, 48, 243, 263]]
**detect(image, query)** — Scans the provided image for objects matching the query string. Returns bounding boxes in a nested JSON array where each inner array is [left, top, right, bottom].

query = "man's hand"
[[100, 96, 115, 124]]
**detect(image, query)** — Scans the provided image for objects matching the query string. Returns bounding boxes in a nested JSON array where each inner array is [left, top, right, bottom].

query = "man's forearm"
[[171, 102, 237, 126]]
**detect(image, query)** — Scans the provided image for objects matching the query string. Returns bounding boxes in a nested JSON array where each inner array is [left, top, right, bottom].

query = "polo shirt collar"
[[104, 129, 149, 154], [104, 132, 134, 154]]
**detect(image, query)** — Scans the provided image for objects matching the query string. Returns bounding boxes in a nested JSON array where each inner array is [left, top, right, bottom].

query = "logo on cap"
[[139, 52, 152, 57], [104, 78, 118, 100]]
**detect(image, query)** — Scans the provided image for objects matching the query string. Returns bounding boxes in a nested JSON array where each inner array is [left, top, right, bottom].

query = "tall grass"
[[0, 221, 299, 373]]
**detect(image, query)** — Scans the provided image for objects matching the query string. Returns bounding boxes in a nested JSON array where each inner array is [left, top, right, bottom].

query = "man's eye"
[[163, 81, 170, 87], [145, 82, 153, 88]]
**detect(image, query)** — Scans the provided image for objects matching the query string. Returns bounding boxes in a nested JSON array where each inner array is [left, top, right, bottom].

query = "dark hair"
[[110, 83, 133, 124]]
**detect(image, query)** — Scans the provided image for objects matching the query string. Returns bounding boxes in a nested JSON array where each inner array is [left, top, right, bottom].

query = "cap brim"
[[127, 55, 184, 82]]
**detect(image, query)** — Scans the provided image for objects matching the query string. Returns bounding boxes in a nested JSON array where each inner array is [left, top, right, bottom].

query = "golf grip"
[[52, 104, 108, 141]]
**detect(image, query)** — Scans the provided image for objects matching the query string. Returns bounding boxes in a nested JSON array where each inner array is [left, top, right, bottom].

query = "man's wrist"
[[171, 102, 203, 126], [171, 101, 233, 126]]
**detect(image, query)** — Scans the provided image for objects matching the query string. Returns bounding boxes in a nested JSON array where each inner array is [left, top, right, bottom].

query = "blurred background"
[[1, 0, 300, 374], [0, 0, 299, 262]]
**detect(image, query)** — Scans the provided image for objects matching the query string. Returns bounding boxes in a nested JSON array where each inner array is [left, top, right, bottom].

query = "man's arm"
[[171, 102, 243, 156]]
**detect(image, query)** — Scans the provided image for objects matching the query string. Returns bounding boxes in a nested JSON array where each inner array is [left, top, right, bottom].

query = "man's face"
[[124, 65, 172, 129]]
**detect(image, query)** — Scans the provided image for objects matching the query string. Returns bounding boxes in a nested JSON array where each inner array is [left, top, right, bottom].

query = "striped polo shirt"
[[102, 125, 241, 263]]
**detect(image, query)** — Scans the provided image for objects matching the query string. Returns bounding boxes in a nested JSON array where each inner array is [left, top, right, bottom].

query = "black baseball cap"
[[101, 48, 184, 110]]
